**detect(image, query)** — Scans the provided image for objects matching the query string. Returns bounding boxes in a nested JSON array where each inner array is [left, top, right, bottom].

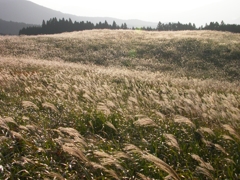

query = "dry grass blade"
[[128, 96, 138, 104], [42, 102, 59, 113], [106, 169, 120, 180], [62, 144, 88, 162], [93, 150, 112, 158], [22, 101, 39, 110], [16, 169, 30, 176], [10, 131, 25, 140], [58, 127, 83, 138], [224, 158, 235, 165], [105, 121, 117, 132], [19, 125, 28, 132], [3, 117, 18, 127], [133, 117, 157, 127], [174, 115, 195, 128], [0, 117, 9, 130], [47, 172, 65, 180], [137, 172, 151, 180], [123, 144, 142, 154], [198, 127, 215, 136], [21, 157, 35, 165], [58, 127, 86, 146], [97, 103, 111, 115], [26, 125, 38, 132], [101, 158, 124, 171], [93, 150, 123, 170], [201, 137, 213, 147], [191, 154, 214, 171], [90, 161, 106, 170], [90, 162, 120, 180], [113, 151, 130, 160], [221, 134, 234, 141], [222, 124, 240, 140], [164, 133, 180, 151], [214, 143, 228, 155], [195, 166, 213, 180], [106, 100, 116, 108], [83, 93, 94, 102], [142, 153, 180, 180]]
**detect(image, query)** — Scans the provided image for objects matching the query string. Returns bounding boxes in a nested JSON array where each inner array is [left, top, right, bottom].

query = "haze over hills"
[[0, 0, 240, 35], [0, 19, 37, 35], [0, 0, 157, 29]]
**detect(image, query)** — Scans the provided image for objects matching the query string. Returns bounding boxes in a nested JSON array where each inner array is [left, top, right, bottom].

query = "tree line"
[[155, 21, 240, 33], [156, 22, 196, 31], [202, 21, 240, 33], [19, 17, 128, 35], [19, 17, 240, 35]]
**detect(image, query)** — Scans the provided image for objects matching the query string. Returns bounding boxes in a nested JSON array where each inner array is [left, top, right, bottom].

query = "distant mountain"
[[0, 0, 157, 29], [0, 19, 37, 35]]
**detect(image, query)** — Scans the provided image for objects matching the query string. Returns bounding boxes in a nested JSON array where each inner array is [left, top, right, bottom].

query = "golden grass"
[[133, 117, 157, 127], [0, 30, 239, 179], [191, 154, 214, 171], [22, 101, 39, 110], [142, 153, 180, 180], [174, 115, 196, 128], [62, 144, 88, 162], [164, 133, 180, 151], [1, 30, 240, 81], [42, 102, 59, 113]]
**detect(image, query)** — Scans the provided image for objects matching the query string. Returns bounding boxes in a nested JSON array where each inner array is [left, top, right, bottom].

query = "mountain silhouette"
[[0, 18, 37, 35], [0, 0, 157, 30]]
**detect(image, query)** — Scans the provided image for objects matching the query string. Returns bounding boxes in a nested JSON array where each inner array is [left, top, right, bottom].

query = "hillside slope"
[[1, 30, 240, 81], [0, 30, 239, 179]]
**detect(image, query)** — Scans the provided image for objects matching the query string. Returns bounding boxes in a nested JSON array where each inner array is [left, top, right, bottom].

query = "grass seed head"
[[62, 144, 88, 162], [164, 133, 180, 151], [142, 153, 180, 180], [195, 166, 214, 180], [191, 154, 214, 171], [133, 117, 157, 127], [137, 172, 151, 180], [174, 115, 196, 128], [222, 124, 240, 140], [22, 101, 39, 110], [105, 121, 117, 132], [42, 102, 59, 113]]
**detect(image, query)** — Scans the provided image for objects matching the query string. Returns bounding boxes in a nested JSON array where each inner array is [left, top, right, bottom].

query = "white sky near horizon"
[[28, 0, 240, 24]]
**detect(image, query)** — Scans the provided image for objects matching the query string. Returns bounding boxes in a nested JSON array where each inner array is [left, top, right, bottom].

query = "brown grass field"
[[0, 30, 239, 179]]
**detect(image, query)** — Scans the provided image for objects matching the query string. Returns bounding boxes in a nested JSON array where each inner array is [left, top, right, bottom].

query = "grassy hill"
[[0, 30, 239, 179], [1, 30, 240, 81]]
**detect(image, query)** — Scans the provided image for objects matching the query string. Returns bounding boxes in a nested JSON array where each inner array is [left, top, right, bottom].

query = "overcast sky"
[[28, 0, 240, 25]]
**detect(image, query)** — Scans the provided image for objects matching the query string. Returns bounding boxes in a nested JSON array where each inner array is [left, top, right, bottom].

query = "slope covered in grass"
[[0, 30, 240, 179], [1, 30, 240, 81]]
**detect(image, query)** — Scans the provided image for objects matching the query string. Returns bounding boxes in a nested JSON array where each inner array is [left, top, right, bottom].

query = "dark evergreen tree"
[[104, 20, 109, 29], [156, 21, 197, 31], [203, 21, 240, 33], [112, 21, 117, 29], [123, 23, 127, 29], [120, 23, 124, 29]]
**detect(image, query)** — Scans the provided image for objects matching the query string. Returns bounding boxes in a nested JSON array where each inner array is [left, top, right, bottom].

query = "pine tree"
[[123, 23, 127, 29], [112, 21, 117, 29]]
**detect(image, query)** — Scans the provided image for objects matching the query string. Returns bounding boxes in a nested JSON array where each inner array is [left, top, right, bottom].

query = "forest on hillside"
[[19, 17, 240, 35]]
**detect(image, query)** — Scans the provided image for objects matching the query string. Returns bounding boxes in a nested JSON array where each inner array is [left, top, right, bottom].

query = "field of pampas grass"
[[0, 30, 239, 179]]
